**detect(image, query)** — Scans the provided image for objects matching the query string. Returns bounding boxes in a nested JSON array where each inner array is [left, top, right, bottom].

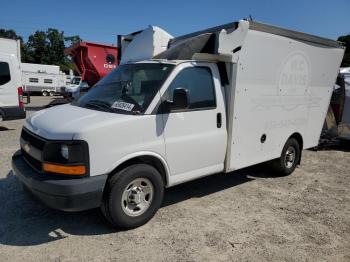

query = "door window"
[[166, 67, 216, 110], [0, 62, 11, 85]]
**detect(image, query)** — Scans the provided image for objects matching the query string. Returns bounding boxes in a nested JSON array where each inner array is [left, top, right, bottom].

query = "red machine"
[[65, 41, 118, 86]]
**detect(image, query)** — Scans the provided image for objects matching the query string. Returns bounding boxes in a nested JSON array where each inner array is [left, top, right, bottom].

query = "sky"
[[0, 0, 349, 46]]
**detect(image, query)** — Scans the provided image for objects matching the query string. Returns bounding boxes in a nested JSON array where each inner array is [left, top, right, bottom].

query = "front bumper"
[[12, 150, 108, 212], [59, 87, 73, 98]]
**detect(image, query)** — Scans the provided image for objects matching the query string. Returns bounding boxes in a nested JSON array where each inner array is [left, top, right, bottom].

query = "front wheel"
[[271, 138, 300, 175], [101, 164, 164, 229]]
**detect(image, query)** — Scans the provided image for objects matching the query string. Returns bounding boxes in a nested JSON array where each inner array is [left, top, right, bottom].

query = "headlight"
[[44, 142, 88, 163], [61, 144, 69, 160], [42, 141, 89, 176]]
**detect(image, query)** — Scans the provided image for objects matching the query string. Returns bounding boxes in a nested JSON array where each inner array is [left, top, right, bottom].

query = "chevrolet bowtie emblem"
[[23, 143, 30, 153]]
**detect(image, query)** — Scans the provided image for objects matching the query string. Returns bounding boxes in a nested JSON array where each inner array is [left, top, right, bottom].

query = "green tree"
[[338, 34, 350, 67], [0, 27, 80, 72], [25, 29, 81, 72], [26, 30, 49, 64], [0, 28, 21, 40], [64, 35, 81, 46], [46, 28, 65, 65]]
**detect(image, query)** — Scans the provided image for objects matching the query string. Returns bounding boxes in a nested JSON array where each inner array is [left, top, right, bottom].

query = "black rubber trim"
[[169, 22, 238, 47], [12, 150, 107, 212], [169, 20, 342, 50], [232, 46, 242, 53], [249, 21, 343, 48], [0, 106, 26, 121]]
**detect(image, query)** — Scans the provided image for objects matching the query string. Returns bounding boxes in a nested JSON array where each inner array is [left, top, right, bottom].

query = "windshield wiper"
[[84, 100, 114, 112]]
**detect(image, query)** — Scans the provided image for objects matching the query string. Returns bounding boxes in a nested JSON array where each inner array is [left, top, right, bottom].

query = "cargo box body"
[[153, 20, 344, 171], [222, 21, 344, 171]]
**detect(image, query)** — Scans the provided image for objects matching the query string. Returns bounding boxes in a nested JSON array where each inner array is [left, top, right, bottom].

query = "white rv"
[[0, 38, 25, 122], [21, 63, 66, 96], [12, 20, 344, 229]]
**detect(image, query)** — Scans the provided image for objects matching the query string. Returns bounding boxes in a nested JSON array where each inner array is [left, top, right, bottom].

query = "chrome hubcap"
[[121, 178, 154, 217], [285, 146, 296, 169]]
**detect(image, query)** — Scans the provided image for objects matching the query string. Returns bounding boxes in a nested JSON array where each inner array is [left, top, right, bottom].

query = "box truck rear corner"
[[0, 38, 25, 122]]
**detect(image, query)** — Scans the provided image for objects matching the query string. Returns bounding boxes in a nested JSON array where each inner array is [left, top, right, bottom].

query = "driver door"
[[160, 63, 227, 184]]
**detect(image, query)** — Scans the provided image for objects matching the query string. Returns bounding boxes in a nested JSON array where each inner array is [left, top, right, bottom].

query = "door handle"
[[217, 113, 222, 128]]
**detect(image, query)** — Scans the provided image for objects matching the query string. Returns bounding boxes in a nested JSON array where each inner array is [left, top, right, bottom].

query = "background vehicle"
[[60, 76, 82, 98], [21, 63, 66, 96], [322, 71, 350, 141], [65, 41, 118, 87], [0, 38, 25, 122], [59, 41, 117, 99], [12, 20, 344, 229]]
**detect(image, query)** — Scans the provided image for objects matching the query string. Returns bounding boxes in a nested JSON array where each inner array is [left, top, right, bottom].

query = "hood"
[[66, 85, 79, 91], [25, 104, 132, 140]]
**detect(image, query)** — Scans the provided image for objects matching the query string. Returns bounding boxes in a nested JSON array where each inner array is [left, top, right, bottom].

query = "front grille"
[[21, 128, 45, 150], [22, 149, 42, 171], [21, 128, 45, 171]]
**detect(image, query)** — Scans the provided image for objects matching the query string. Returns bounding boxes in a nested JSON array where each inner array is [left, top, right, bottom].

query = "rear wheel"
[[42, 91, 48, 96], [272, 138, 300, 175], [101, 164, 164, 229], [49, 91, 55, 97]]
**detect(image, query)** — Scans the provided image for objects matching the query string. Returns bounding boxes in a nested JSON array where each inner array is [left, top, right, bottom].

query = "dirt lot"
[[0, 96, 349, 262]]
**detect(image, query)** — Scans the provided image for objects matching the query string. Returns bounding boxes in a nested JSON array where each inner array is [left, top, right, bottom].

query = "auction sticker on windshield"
[[111, 101, 135, 111]]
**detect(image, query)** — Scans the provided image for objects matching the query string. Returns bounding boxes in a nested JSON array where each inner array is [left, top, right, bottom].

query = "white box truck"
[[21, 63, 66, 96], [12, 20, 344, 229], [0, 37, 25, 122]]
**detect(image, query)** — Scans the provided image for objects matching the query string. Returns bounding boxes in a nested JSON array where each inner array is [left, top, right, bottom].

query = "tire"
[[42, 91, 48, 96], [49, 91, 55, 97], [271, 138, 300, 176], [101, 164, 164, 229]]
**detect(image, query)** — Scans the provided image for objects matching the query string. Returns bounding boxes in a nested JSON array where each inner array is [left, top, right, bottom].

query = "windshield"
[[76, 63, 174, 114], [71, 77, 81, 85]]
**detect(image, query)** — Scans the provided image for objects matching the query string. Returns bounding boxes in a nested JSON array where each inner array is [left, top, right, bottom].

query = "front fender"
[[107, 151, 171, 187]]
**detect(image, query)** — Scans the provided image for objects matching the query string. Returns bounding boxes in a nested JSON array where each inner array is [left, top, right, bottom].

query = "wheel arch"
[[287, 132, 303, 164], [108, 152, 170, 187]]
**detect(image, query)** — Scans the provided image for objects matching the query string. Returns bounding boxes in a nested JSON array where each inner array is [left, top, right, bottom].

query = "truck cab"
[[12, 60, 227, 226]]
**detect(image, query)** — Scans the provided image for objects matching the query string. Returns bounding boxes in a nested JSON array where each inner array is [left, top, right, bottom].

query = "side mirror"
[[172, 88, 189, 110]]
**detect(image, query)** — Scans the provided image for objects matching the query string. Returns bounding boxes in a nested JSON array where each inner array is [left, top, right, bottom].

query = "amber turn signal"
[[43, 163, 86, 176]]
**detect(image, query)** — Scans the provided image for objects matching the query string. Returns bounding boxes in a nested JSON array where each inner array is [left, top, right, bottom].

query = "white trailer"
[[21, 63, 66, 96], [13, 20, 344, 229], [0, 37, 25, 121]]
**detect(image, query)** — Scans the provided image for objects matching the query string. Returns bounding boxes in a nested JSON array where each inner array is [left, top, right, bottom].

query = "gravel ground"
[[0, 96, 349, 262]]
